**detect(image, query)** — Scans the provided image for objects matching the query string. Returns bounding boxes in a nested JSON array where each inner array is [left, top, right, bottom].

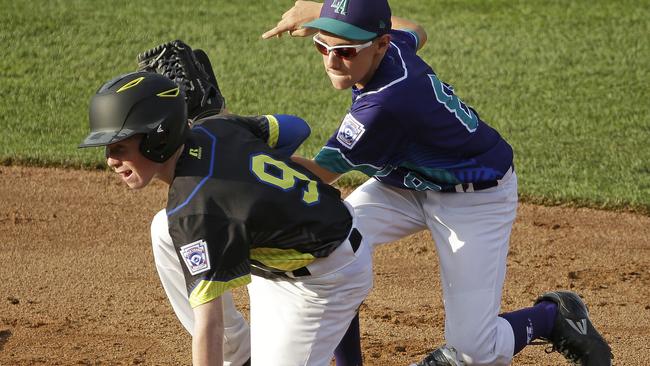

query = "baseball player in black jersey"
[[79, 71, 372, 366]]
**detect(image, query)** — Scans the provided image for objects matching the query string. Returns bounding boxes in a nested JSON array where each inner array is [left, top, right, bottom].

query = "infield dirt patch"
[[1, 166, 648, 365]]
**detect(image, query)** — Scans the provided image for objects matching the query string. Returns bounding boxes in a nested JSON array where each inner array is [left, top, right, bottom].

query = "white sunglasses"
[[312, 35, 374, 60]]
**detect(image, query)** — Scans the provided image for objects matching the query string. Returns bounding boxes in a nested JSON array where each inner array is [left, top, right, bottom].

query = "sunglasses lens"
[[314, 42, 329, 56], [313, 37, 364, 60], [334, 48, 356, 59]]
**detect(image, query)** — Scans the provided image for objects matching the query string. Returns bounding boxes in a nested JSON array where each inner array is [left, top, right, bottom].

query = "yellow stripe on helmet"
[[116, 76, 145, 93], [157, 87, 180, 97]]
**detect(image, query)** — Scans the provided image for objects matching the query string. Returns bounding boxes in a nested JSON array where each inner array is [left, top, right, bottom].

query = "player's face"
[[105, 135, 159, 189], [316, 32, 388, 90]]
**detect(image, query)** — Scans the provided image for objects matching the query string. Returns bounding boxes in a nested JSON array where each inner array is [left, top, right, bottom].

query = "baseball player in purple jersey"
[[263, 1, 613, 365]]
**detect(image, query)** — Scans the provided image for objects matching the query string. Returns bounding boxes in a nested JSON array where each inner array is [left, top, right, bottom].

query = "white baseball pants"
[[345, 171, 519, 366], [151, 208, 373, 366]]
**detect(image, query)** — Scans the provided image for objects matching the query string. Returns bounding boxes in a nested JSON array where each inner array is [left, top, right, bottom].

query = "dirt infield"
[[1, 166, 648, 365]]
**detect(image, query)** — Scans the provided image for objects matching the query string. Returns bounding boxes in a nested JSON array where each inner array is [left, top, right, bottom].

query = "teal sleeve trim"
[[314, 147, 382, 177], [403, 29, 420, 49]]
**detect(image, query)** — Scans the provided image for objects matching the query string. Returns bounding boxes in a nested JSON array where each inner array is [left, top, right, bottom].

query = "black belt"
[[441, 166, 514, 193], [291, 228, 362, 277], [441, 180, 499, 193]]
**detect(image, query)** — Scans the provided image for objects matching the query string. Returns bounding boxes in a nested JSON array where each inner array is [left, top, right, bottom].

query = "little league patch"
[[180, 239, 211, 275], [336, 113, 365, 149]]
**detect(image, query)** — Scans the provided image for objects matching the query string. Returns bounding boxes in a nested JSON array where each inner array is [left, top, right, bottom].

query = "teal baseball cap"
[[303, 0, 392, 41]]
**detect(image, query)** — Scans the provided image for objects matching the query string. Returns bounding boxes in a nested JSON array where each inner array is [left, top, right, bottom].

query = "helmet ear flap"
[[139, 118, 189, 163], [140, 123, 169, 162]]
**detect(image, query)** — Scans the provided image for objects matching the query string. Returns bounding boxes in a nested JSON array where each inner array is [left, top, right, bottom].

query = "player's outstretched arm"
[[192, 297, 224, 366], [262, 0, 322, 39], [391, 16, 428, 50], [233, 114, 311, 156], [292, 155, 341, 184], [262, 1, 428, 50]]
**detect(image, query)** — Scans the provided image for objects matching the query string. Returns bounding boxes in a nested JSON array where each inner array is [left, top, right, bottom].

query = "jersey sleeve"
[[314, 104, 403, 177], [390, 29, 419, 51], [170, 213, 251, 308], [226, 114, 311, 156], [267, 114, 312, 156]]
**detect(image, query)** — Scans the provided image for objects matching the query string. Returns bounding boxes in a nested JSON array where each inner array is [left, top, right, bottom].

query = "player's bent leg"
[[151, 209, 195, 332], [534, 291, 613, 365], [151, 209, 251, 366], [334, 313, 363, 366], [423, 174, 518, 365], [443, 295, 515, 365], [249, 238, 373, 366], [345, 178, 426, 250]]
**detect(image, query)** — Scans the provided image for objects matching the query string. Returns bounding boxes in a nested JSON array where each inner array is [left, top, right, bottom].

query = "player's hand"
[[261, 1, 322, 39]]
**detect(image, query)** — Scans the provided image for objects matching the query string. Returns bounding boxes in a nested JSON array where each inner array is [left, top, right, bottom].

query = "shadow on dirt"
[[0, 329, 12, 351]]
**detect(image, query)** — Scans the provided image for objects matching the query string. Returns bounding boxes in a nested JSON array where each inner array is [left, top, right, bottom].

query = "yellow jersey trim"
[[264, 115, 280, 148], [250, 247, 315, 271], [189, 274, 251, 308]]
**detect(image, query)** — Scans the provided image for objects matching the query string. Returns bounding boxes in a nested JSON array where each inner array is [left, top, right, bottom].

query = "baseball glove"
[[136, 40, 225, 121]]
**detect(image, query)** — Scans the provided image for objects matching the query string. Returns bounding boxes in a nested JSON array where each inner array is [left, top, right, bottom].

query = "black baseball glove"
[[136, 40, 225, 121]]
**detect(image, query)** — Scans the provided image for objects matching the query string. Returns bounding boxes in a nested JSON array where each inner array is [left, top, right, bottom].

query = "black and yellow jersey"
[[166, 114, 353, 307]]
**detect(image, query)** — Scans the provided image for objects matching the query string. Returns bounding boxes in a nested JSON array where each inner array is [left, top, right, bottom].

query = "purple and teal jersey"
[[314, 30, 513, 192]]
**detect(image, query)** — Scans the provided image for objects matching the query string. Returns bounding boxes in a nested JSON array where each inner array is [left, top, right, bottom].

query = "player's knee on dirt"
[[445, 318, 514, 365]]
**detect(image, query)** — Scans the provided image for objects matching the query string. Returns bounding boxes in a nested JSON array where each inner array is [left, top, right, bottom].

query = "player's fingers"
[[262, 26, 285, 39], [281, 7, 294, 19], [289, 28, 315, 38]]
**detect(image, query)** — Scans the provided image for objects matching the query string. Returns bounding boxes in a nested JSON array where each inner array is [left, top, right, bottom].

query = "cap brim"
[[303, 18, 377, 41]]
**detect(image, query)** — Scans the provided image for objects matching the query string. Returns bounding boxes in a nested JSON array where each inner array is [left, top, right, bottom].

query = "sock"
[[334, 313, 363, 366], [500, 301, 558, 355]]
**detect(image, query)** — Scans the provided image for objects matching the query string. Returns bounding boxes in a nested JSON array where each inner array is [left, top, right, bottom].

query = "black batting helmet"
[[79, 71, 188, 162]]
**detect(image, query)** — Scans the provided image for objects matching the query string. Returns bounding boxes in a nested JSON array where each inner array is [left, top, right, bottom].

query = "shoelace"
[[544, 340, 581, 365], [416, 349, 462, 366], [412, 352, 437, 366]]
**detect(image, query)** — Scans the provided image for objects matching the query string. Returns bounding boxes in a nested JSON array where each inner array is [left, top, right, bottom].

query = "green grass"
[[1, 0, 648, 213]]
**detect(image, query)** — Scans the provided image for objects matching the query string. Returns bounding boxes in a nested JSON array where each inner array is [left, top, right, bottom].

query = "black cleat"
[[535, 291, 613, 365], [409, 345, 464, 366]]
